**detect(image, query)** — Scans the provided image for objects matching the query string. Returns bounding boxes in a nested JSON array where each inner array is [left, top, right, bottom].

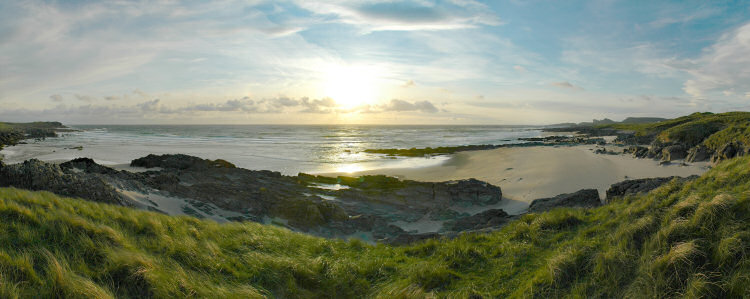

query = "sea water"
[[0, 125, 543, 175]]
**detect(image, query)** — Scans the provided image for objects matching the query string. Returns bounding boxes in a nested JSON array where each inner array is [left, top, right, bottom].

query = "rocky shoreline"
[[0, 121, 67, 151], [0, 153, 693, 244], [365, 118, 747, 166], [362, 135, 607, 157], [0, 118, 718, 244]]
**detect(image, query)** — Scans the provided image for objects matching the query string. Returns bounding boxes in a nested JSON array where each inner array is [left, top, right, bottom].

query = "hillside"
[[602, 112, 750, 163], [1, 156, 748, 297]]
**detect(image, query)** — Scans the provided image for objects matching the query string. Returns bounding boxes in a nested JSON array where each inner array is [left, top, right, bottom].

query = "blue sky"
[[1, 0, 749, 124]]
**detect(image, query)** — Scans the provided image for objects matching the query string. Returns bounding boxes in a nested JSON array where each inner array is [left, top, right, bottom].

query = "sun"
[[323, 64, 380, 109]]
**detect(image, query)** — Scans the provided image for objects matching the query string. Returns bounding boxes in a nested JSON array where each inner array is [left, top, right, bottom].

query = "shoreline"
[[3, 130, 709, 208], [319, 144, 710, 204]]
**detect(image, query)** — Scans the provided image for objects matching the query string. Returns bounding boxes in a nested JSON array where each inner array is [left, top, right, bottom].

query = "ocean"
[[0, 125, 544, 175]]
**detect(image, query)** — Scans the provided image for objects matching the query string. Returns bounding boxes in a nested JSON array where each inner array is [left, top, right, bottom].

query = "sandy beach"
[[322, 145, 710, 208]]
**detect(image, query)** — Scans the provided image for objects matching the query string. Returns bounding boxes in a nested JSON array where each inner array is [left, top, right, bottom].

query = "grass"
[[602, 111, 750, 150], [1, 156, 750, 297], [0, 121, 63, 132]]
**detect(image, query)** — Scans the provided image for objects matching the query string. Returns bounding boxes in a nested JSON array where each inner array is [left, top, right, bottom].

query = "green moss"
[[1, 154, 750, 297]]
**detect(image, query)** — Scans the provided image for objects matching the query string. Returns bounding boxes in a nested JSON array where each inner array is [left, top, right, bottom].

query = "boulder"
[[444, 209, 510, 231], [661, 144, 688, 161], [686, 145, 710, 162], [528, 189, 601, 212]]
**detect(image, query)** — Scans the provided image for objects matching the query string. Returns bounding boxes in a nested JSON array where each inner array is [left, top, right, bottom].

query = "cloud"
[[681, 22, 750, 98], [49, 94, 63, 102], [401, 80, 416, 88], [74, 94, 97, 102], [550, 81, 584, 91], [0, 1, 329, 105], [0, 97, 444, 123], [294, 0, 501, 32], [648, 6, 722, 29], [379, 99, 439, 113], [299, 97, 338, 113], [513, 65, 527, 73]]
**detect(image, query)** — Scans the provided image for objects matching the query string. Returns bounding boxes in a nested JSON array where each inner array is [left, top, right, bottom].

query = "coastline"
[[3, 125, 709, 209], [320, 144, 710, 204]]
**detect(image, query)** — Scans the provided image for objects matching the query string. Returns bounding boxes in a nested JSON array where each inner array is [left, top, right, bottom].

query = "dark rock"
[[624, 145, 649, 158], [614, 133, 655, 145], [528, 189, 601, 212], [130, 154, 237, 170], [661, 144, 688, 161], [605, 176, 698, 201], [711, 141, 744, 164], [646, 140, 668, 159], [606, 177, 674, 199], [444, 209, 510, 231], [686, 145, 710, 162], [3, 153, 510, 242], [60, 157, 118, 174], [444, 178, 502, 206], [0, 159, 124, 205]]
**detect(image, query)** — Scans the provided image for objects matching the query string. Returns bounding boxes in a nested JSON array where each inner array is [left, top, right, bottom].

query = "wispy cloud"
[[550, 81, 584, 91], [0, 97, 444, 123], [294, 0, 501, 32], [681, 22, 750, 98]]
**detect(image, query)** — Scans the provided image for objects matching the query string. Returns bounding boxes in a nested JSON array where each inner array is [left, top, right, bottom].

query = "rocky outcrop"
[[0, 159, 124, 205], [624, 145, 649, 158], [661, 144, 688, 161], [2, 154, 507, 242], [605, 176, 698, 201], [686, 145, 710, 162], [613, 134, 655, 145], [710, 141, 746, 164], [606, 177, 675, 199], [528, 189, 601, 212], [0, 122, 65, 150], [131, 154, 237, 170], [60, 157, 119, 175], [0, 131, 25, 150], [519, 136, 606, 145]]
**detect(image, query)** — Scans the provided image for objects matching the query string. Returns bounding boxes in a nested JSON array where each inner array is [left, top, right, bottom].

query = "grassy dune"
[[605, 111, 750, 149], [1, 157, 749, 297]]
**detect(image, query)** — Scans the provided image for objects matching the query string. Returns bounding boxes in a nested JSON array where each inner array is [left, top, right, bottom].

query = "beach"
[[322, 144, 710, 208]]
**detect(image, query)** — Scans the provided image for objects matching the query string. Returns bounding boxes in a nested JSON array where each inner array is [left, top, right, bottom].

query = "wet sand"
[[321, 145, 710, 204]]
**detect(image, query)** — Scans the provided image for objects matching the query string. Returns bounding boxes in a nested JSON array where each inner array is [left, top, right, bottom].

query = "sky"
[[1, 0, 749, 125]]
